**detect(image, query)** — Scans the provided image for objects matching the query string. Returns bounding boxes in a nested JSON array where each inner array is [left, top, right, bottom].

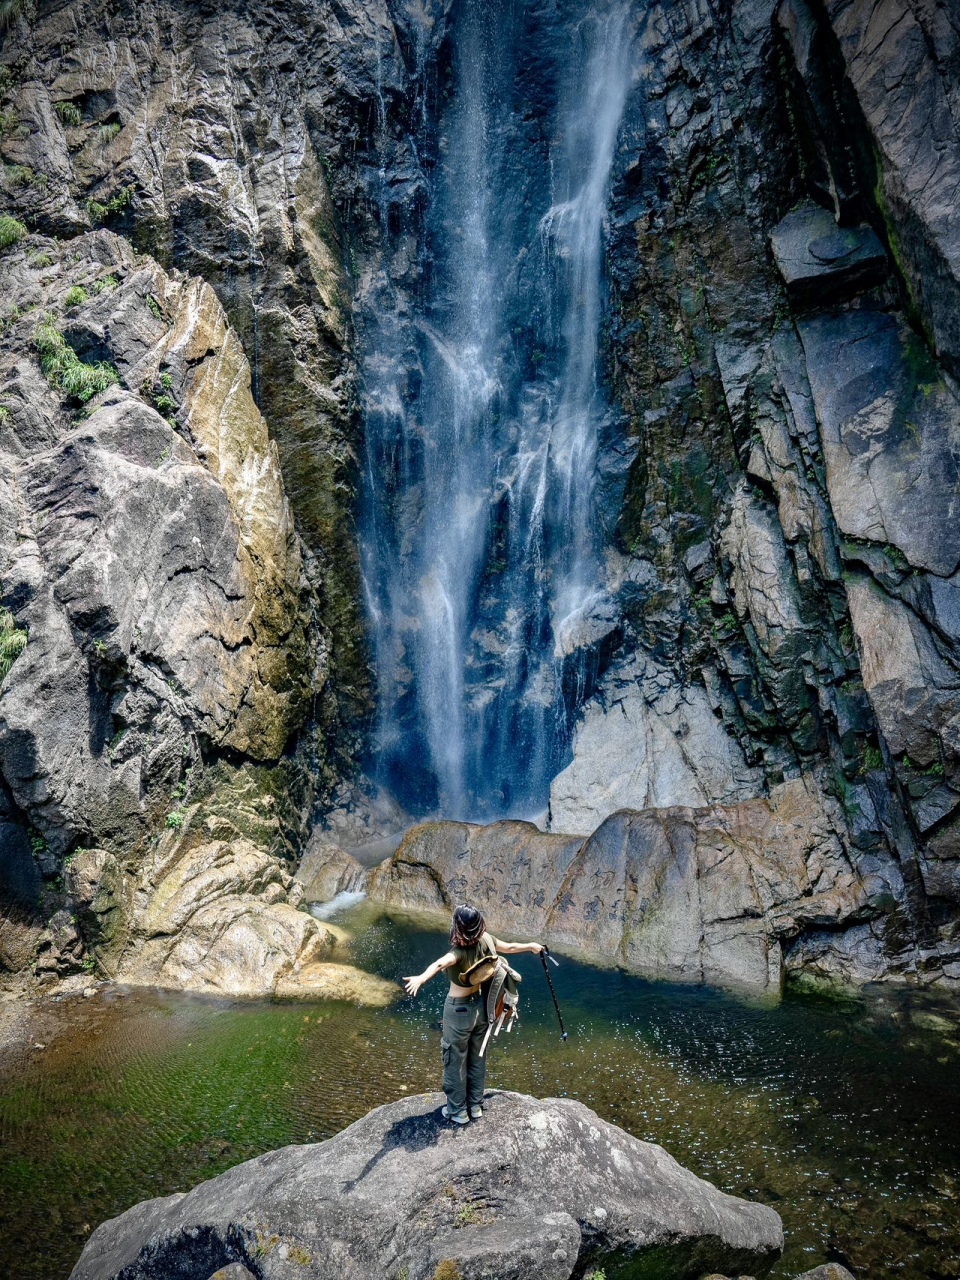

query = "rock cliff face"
[[69, 1090, 784, 1280], [0, 225, 393, 1000], [2, 0, 960, 993], [550, 0, 960, 982], [0, 0, 380, 988]]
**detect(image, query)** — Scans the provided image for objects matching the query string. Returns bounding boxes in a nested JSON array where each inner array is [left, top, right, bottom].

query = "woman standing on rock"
[[403, 905, 545, 1125]]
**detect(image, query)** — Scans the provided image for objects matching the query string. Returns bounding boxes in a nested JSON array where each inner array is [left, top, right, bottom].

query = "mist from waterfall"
[[360, 0, 635, 820]]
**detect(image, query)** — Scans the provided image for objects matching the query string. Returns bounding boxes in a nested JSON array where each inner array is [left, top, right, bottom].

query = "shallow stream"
[[2, 904, 958, 1279]]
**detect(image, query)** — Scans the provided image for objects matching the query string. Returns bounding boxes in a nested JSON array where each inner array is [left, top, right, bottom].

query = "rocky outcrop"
[[69, 1090, 783, 1280], [778, 0, 960, 380], [549, 650, 763, 836], [60, 783, 395, 1003], [0, 0, 371, 741], [0, 228, 316, 819], [0, 227, 391, 999], [369, 776, 917, 990], [770, 201, 886, 305], [294, 838, 366, 904]]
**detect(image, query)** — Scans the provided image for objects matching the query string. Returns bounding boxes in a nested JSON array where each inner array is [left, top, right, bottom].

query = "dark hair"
[[450, 904, 485, 947]]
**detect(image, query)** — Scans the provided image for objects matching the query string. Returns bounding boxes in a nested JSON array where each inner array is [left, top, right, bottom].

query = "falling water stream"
[[360, 1, 634, 819]]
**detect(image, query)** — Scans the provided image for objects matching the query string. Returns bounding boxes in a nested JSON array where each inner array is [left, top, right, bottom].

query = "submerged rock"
[[368, 776, 905, 991], [70, 1090, 783, 1280], [274, 961, 396, 1005]]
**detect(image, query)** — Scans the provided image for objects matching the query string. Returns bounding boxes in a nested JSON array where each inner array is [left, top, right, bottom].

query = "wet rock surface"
[[294, 838, 367, 903], [69, 1090, 784, 1280]]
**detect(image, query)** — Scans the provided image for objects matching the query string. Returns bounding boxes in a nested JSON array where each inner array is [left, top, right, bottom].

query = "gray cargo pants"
[[441, 988, 489, 1114]]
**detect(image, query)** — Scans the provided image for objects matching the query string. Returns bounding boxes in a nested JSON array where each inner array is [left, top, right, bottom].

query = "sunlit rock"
[[369, 777, 907, 991], [70, 1090, 783, 1280], [549, 652, 762, 835]]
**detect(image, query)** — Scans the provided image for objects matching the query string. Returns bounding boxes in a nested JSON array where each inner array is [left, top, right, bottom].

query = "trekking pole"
[[540, 945, 568, 1041]]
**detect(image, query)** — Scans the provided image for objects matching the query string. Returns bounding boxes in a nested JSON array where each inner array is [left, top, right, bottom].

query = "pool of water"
[[1, 904, 959, 1279]]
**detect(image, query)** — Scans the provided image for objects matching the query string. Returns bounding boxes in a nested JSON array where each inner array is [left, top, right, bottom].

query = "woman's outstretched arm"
[[403, 950, 456, 996], [492, 938, 545, 955]]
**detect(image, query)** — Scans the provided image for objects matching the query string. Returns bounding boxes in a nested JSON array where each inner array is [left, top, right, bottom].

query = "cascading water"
[[359, 0, 635, 820]]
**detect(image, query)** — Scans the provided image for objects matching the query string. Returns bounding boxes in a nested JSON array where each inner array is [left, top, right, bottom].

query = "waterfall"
[[359, 0, 635, 820]]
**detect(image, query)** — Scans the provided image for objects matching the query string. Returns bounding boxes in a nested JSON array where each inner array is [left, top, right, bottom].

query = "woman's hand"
[[403, 975, 423, 997], [530, 943, 545, 955]]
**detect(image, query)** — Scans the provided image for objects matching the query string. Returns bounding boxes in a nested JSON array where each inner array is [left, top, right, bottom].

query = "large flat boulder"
[[367, 777, 905, 990], [70, 1090, 783, 1280]]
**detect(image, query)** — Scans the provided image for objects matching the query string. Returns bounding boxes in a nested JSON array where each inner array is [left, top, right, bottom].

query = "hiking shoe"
[[442, 1105, 469, 1125], [469, 1105, 483, 1120]]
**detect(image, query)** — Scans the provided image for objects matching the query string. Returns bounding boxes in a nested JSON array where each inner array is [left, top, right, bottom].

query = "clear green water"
[[1, 905, 959, 1280]]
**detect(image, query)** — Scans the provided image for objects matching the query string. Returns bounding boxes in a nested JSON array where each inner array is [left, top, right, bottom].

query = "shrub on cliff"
[[34, 317, 119, 402], [0, 213, 26, 250], [85, 185, 133, 224], [0, 608, 26, 682]]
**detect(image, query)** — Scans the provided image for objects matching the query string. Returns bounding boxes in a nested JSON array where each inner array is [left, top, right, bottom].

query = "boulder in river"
[[70, 1090, 783, 1280]]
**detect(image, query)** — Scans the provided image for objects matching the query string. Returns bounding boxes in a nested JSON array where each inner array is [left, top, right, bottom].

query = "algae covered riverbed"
[[1, 904, 959, 1279]]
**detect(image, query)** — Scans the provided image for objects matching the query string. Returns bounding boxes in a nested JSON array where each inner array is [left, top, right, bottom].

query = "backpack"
[[457, 931, 499, 987], [458, 933, 522, 1058]]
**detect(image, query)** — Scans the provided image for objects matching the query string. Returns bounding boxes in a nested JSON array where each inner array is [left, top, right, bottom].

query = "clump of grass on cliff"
[[34, 317, 119, 403], [0, 608, 26, 683], [54, 100, 82, 127], [430, 1263, 463, 1280], [0, 214, 26, 251], [85, 184, 133, 224], [97, 121, 121, 147]]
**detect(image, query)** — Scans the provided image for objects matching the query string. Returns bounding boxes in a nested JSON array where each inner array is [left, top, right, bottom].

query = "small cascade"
[[359, 0, 636, 819]]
